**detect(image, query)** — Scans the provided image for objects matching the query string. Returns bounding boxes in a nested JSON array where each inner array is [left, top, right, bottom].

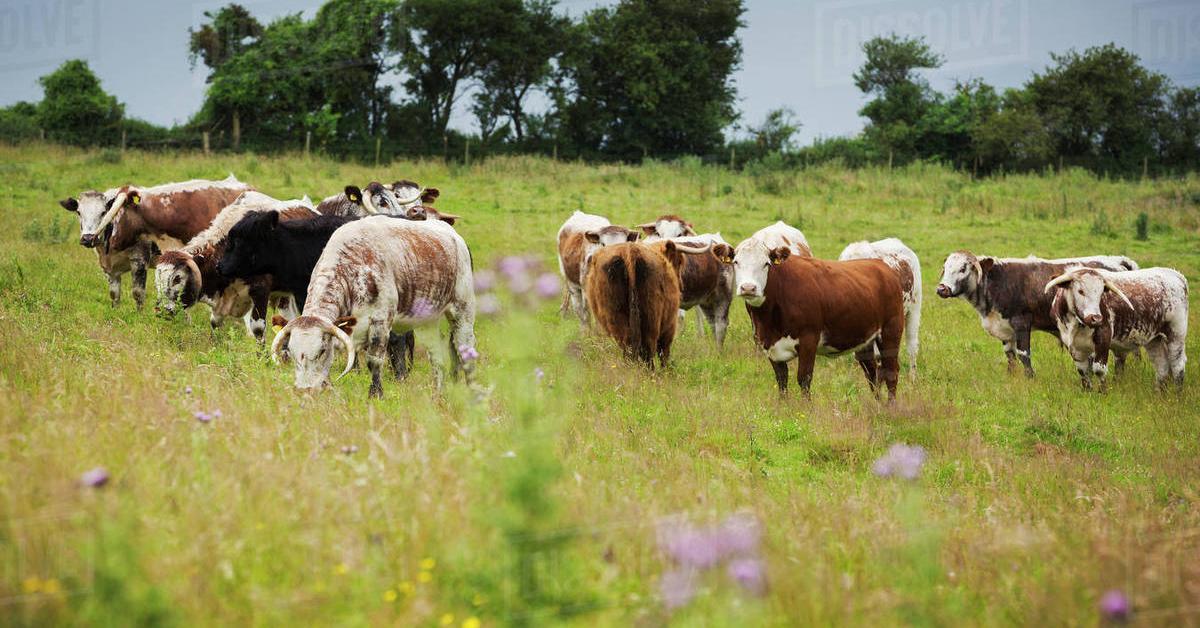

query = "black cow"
[[216, 209, 415, 378]]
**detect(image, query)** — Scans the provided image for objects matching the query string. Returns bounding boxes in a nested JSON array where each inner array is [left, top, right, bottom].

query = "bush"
[[0, 105, 40, 143]]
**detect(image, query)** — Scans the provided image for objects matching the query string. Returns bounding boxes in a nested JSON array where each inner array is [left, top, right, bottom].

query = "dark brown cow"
[[936, 251, 1139, 376], [102, 176, 253, 252], [584, 240, 710, 368], [727, 247, 905, 400]]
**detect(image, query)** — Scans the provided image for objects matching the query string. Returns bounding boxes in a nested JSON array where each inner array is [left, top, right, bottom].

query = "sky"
[[0, 0, 1197, 143]]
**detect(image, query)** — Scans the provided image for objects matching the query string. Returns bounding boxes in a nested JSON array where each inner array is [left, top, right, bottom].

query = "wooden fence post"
[[120, 128, 127, 153], [375, 136, 382, 166], [202, 131, 210, 156], [552, 143, 558, 161], [730, 146, 735, 170], [464, 137, 470, 165], [232, 111, 241, 151], [442, 135, 449, 161], [1142, 156, 1148, 180], [305, 131, 311, 157]]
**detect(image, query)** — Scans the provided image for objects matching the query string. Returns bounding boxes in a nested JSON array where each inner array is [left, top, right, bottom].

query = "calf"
[[59, 189, 154, 308], [218, 210, 416, 379], [271, 216, 475, 397], [839, 238, 922, 375], [100, 175, 252, 252], [936, 251, 1139, 376], [723, 244, 905, 400], [1045, 267, 1188, 391], [556, 211, 639, 325], [155, 192, 317, 342], [584, 240, 711, 368]]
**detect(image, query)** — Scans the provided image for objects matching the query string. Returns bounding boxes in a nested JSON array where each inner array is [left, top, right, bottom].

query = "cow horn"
[[325, 320, 356, 379], [392, 187, 424, 206], [361, 192, 380, 214], [271, 318, 295, 364], [674, 241, 712, 255], [1104, 278, 1135, 310], [94, 191, 127, 234], [1044, 272, 1074, 294], [182, 254, 203, 305]]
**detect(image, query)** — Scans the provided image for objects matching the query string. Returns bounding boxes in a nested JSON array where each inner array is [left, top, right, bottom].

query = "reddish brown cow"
[[729, 248, 905, 400], [556, 211, 640, 325], [584, 240, 709, 368], [102, 176, 253, 252]]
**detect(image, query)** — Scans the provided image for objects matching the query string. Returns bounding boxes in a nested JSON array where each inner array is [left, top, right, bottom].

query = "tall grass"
[[1, 143, 1199, 625]]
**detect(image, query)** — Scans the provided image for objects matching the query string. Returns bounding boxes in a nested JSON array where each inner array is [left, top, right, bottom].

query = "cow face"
[[63, 190, 117, 247], [154, 253, 201, 315], [388, 180, 438, 210], [276, 316, 357, 391], [584, 226, 640, 247], [639, 215, 695, 240], [937, 251, 990, 298], [732, 242, 789, 307], [1045, 269, 1133, 328]]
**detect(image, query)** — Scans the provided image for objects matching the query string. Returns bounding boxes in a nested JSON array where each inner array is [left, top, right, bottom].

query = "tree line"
[[0, 0, 1197, 177]]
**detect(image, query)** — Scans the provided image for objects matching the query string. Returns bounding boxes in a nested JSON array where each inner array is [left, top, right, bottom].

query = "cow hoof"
[[368, 386, 383, 399]]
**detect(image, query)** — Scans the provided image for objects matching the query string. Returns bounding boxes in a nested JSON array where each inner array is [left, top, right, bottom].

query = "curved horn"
[[360, 191, 380, 214], [1044, 272, 1075, 294], [326, 320, 356, 379], [93, 191, 127, 235], [392, 186, 425, 206], [1104, 278, 1135, 310], [271, 319, 296, 364], [674, 241, 713, 255], [183, 255, 203, 305]]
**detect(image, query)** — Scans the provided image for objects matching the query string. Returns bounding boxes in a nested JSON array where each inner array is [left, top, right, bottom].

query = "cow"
[[270, 216, 476, 397], [712, 221, 812, 263], [838, 238, 922, 376], [97, 175, 252, 254], [1045, 267, 1188, 391], [637, 214, 697, 240], [720, 243, 905, 400], [935, 251, 1139, 376], [217, 210, 416, 379], [154, 192, 316, 342], [584, 239, 712, 368], [556, 211, 640, 326], [59, 189, 155, 308], [637, 215, 734, 346]]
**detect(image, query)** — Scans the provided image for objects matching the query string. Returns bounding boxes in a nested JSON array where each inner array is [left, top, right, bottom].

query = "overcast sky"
[[0, 0, 1197, 143]]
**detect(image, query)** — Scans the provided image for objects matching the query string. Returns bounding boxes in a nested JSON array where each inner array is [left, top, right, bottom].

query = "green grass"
[[1, 143, 1199, 626]]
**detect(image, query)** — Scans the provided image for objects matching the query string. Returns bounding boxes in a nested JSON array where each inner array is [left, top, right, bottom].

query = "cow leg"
[[388, 331, 415, 381], [1003, 342, 1018, 374], [1093, 347, 1110, 393], [692, 309, 704, 337], [795, 341, 818, 400], [246, 287, 270, 345], [415, 326, 447, 389], [657, 333, 672, 369], [903, 305, 920, 378], [364, 321, 390, 399], [1012, 316, 1034, 377], [1167, 338, 1187, 391], [568, 283, 589, 327], [771, 360, 788, 394], [1071, 350, 1093, 391], [447, 304, 478, 385], [701, 303, 729, 349], [131, 256, 147, 311], [1113, 350, 1127, 376], [106, 271, 123, 308], [878, 319, 903, 402], [855, 348, 879, 397]]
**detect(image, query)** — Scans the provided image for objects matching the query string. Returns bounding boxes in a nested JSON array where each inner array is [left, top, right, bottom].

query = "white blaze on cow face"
[[732, 241, 789, 307], [1046, 269, 1133, 328], [288, 326, 337, 390], [937, 251, 981, 298], [62, 190, 119, 246], [154, 263, 192, 314]]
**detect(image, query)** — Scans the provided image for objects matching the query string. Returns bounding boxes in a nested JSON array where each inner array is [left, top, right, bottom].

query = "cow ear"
[[978, 258, 994, 274], [584, 231, 601, 244], [126, 191, 141, 207], [421, 188, 440, 203], [333, 315, 357, 333], [60, 198, 78, 212], [625, 230, 640, 242], [344, 186, 362, 205], [271, 314, 289, 332], [712, 243, 734, 263], [769, 247, 791, 265], [637, 223, 657, 236]]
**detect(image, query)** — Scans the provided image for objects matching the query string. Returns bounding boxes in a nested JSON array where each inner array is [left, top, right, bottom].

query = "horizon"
[[0, 0, 1197, 143]]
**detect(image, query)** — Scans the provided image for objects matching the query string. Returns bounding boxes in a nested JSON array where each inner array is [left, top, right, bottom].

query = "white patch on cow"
[[72, 188, 121, 237], [980, 311, 1015, 343], [136, 174, 246, 197], [746, 221, 810, 256], [767, 336, 799, 362]]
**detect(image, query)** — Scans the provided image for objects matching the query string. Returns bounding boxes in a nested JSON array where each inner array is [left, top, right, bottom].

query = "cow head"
[[218, 210, 275, 279], [1044, 268, 1134, 328], [154, 250, 203, 315], [584, 226, 640, 246], [937, 251, 992, 299], [350, 182, 401, 216], [637, 215, 696, 240], [728, 240, 790, 307], [62, 189, 133, 248], [388, 180, 439, 208], [271, 314, 357, 391]]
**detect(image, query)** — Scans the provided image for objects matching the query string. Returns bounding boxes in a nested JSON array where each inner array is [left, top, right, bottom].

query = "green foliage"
[[188, 3, 263, 74], [1135, 212, 1149, 240], [748, 107, 800, 154], [0, 102, 40, 143], [36, 60, 123, 146]]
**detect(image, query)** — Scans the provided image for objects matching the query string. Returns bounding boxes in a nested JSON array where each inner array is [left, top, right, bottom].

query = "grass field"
[[2, 142, 1199, 626]]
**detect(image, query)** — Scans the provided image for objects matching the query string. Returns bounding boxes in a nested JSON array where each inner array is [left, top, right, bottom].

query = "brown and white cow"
[[271, 216, 476, 397], [839, 238, 922, 375], [637, 214, 697, 240], [722, 245, 905, 400], [936, 251, 1139, 376], [712, 221, 812, 263], [1045, 267, 1188, 391], [59, 189, 155, 308], [155, 192, 317, 341], [100, 175, 253, 253], [556, 211, 639, 325], [584, 239, 711, 368]]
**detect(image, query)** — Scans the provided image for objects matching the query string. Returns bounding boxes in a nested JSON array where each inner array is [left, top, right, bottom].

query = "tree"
[[971, 88, 1053, 173], [474, 0, 569, 143], [36, 60, 123, 146], [919, 79, 1000, 167], [188, 4, 263, 77], [749, 108, 801, 153], [394, 0, 517, 140], [310, 0, 402, 139], [563, 0, 745, 159], [1161, 87, 1200, 172], [853, 35, 943, 163], [1026, 44, 1169, 172]]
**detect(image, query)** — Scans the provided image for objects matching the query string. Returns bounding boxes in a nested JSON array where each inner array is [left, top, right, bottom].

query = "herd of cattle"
[[57, 174, 1189, 399]]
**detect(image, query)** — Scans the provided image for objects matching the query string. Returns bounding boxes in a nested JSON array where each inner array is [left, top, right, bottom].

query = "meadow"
[[1, 142, 1199, 626]]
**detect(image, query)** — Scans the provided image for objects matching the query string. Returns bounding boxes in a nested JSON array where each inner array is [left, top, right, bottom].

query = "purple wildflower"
[[872, 443, 927, 480], [714, 512, 761, 558], [212, 409, 222, 419], [184, 386, 193, 395], [659, 569, 697, 610], [533, 367, 545, 382], [409, 298, 438, 319], [1099, 590, 1130, 622], [79, 467, 109, 488], [477, 294, 501, 316], [458, 345, 479, 362], [533, 273, 561, 299], [194, 411, 212, 423], [507, 272, 532, 294], [473, 270, 497, 294], [658, 520, 721, 569], [341, 445, 359, 455], [726, 558, 767, 595], [496, 256, 529, 278]]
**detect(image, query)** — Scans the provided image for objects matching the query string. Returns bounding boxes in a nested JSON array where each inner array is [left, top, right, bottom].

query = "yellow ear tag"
[[772, 259, 782, 265], [349, 194, 359, 203], [131, 194, 140, 204], [272, 324, 283, 333], [722, 257, 733, 263]]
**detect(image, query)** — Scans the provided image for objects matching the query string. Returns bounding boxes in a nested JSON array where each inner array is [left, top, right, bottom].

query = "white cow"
[[839, 238, 922, 375]]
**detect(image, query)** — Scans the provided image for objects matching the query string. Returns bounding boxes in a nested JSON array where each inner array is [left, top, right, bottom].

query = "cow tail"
[[630, 254, 649, 363]]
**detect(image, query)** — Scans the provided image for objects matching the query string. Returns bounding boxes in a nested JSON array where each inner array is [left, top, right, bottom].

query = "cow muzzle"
[[936, 284, 953, 298], [737, 283, 759, 298], [1082, 313, 1103, 327], [80, 234, 97, 248]]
